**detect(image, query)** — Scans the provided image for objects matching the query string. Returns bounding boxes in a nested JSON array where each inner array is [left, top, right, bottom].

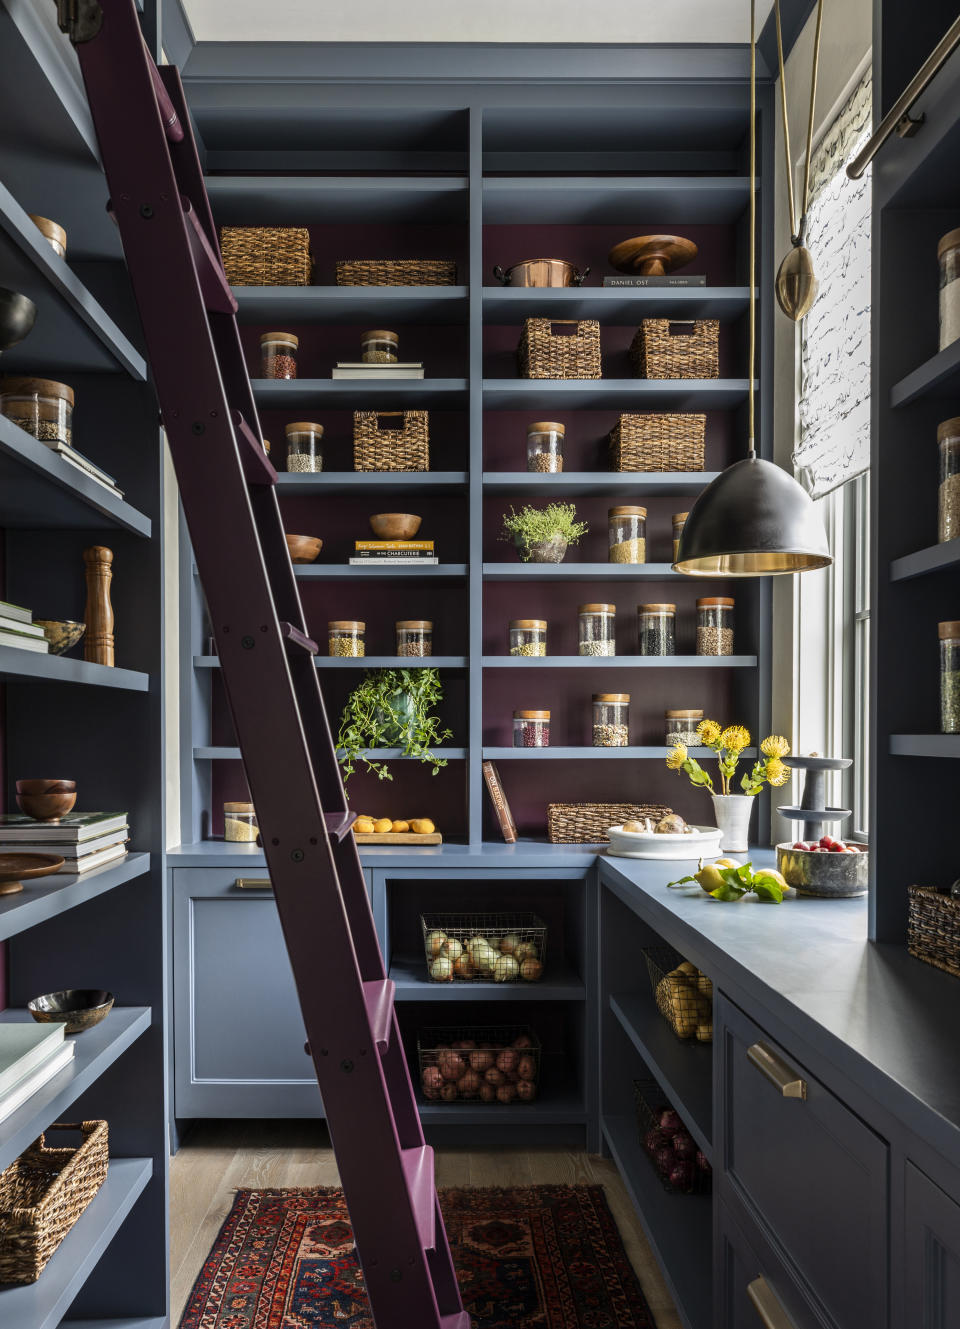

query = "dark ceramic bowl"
[[28, 989, 115, 1034]]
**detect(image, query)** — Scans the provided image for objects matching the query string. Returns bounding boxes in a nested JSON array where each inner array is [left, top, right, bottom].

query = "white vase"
[[710, 794, 755, 853]]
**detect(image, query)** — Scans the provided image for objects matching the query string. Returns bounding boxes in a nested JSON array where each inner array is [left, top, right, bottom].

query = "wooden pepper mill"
[[83, 545, 115, 666]]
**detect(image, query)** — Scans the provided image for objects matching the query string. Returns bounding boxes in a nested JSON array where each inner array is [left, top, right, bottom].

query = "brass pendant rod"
[[774, 0, 825, 246], [774, 0, 797, 239], [799, 0, 825, 225], [748, 0, 756, 457]]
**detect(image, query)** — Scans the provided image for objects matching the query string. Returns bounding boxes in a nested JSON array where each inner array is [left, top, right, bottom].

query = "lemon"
[[715, 857, 741, 870], [694, 864, 727, 893], [753, 868, 788, 890]]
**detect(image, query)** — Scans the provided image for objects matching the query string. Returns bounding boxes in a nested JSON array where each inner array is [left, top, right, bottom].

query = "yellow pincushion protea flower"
[[696, 718, 722, 746], [760, 734, 790, 759], [720, 725, 751, 752], [765, 757, 791, 786], [665, 743, 687, 769]]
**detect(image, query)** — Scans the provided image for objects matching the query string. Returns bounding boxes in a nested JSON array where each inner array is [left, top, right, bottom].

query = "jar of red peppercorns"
[[514, 709, 550, 748], [260, 331, 298, 379]]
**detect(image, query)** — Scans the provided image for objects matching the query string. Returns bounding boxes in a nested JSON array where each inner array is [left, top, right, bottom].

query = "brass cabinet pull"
[[747, 1276, 797, 1329], [234, 877, 272, 890], [746, 1042, 807, 1099]]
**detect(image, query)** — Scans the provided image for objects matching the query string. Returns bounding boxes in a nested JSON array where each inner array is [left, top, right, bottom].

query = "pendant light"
[[0, 287, 36, 352], [673, 0, 832, 578], [774, 0, 824, 321]]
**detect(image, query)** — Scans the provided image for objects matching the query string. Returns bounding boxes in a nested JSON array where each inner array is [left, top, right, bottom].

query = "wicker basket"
[[518, 319, 602, 380], [610, 414, 706, 472], [219, 227, 312, 286], [0, 1121, 109, 1284], [421, 912, 547, 982], [335, 260, 457, 287], [631, 320, 719, 379], [353, 410, 429, 472], [546, 802, 671, 845], [908, 886, 960, 979], [418, 1025, 541, 1105], [644, 945, 713, 1042], [633, 1081, 711, 1194]]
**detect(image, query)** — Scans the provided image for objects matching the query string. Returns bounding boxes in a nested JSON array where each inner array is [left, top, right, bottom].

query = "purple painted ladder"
[[55, 4, 469, 1326]]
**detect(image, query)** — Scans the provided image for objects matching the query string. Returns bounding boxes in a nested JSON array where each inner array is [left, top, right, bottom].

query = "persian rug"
[[179, 1183, 656, 1328]]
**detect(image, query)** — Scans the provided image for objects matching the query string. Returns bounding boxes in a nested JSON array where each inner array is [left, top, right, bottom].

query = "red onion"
[[654, 1146, 675, 1176], [659, 1109, 682, 1132], [516, 1079, 537, 1102], [696, 1150, 712, 1174], [673, 1132, 696, 1159], [669, 1160, 695, 1192]]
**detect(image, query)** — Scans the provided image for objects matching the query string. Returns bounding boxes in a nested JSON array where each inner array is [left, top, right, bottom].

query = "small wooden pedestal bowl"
[[608, 235, 699, 276], [0, 852, 65, 896]]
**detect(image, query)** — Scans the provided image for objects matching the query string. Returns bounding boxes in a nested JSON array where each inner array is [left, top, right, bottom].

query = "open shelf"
[[890, 538, 960, 581], [252, 378, 469, 408], [481, 175, 752, 223], [482, 379, 752, 410], [482, 472, 718, 497], [207, 174, 470, 222], [0, 648, 149, 691], [482, 286, 752, 323], [481, 655, 757, 669], [417, 1059, 586, 1124], [194, 746, 467, 761], [390, 955, 586, 1002], [276, 472, 468, 495], [0, 853, 151, 944], [295, 564, 468, 581], [482, 746, 743, 760], [890, 734, 960, 758], [234, 286, 469, 323], [890, 339, 960, 407], [195, 655, 468, 670], [483, 562, 681, 581]]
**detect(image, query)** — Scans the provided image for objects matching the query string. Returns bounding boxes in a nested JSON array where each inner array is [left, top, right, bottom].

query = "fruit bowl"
[[606, 824, 722, 860], [776, 840, 869, 898]]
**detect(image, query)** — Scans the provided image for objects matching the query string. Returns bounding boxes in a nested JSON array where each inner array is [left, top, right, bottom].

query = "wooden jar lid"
[[939, 621, 960, 640], [509, 619, 547, 629], [672, 512, 689, 523], [515, 709, 550, 719], [224, 802, 255, 813], [578, 603, 615, 613], [609, 505, 647, 517], [362, 330, 399, 343], [697, 596, 735, 607], [938, 228, 960, 259], [639, 603, 676, 612], [260, 331, 299, 346], [396, 620, 432, 630], [285, 422, 323, 435], [593, 693, 630, 703], [666, 709, 704, 718], [937, 417, 960, 441], [329, 620, 365, 631], [29, 214, 67, 250], [527, 421, 565, 435], [0, 376, 74, 405]]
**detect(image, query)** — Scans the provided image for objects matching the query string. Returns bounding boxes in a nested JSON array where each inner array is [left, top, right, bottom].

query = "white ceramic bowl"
[[605, 824, 723, 860]]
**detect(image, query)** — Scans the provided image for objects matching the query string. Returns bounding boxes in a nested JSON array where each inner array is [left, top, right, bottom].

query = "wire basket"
[[630, 320, 719, 379], [336, 259, 457, 287], [353, 410, 429, 472], [609, 413, 706, 472], [418, 1024, 541, 1105], [219, 227, 312, 286], [546, 802, 672, 845], [517, 319, 602, 379], [643, 945, 714, 1042], [420, 912, 547, 982], [633, 1081, 711, 1194]]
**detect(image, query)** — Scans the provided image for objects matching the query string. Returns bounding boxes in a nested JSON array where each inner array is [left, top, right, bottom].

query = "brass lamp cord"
[[775, 0, 824, 245], [748, 0, 756, 458]]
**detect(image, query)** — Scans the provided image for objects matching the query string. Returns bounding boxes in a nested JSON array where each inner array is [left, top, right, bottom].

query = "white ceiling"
[[182, 0, 775, 44]]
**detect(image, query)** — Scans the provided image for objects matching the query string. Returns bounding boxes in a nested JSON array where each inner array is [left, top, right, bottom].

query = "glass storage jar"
[[939, 229, 960, 351], [526, 421, 564, 473], [941, 621, 960, 734], [593, 693, 630, 747], [672, 512, 688, 563], [509, 619, 547, 657], [608, 506, 647, 564], [514, 709, 550, 748], [396, 620, 432, 657], [285, 421, 324, 473], [361, 329, 399, 364], [260, 331, 298, 379], [666, 709, 704, 748], [638, 603, 676, 656], [29, 214, 67, 259], [939, 417, 960, 544], [696, 597, 734, 655], [328, 620, 365, 657], [224, 801, 258, 842], [0, 376, 74, 445], [578, 603, 616, 657]]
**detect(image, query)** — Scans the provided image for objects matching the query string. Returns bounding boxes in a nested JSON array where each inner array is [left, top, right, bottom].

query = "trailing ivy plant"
[[336, 667, 453, 781]]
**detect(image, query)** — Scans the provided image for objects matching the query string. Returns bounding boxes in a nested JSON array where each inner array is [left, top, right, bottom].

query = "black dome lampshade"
[[0, 287, 37, 352]]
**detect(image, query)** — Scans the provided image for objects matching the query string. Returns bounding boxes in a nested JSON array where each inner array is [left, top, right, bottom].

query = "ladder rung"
[[439, 1315, 472, 1329], [232, 411, 277, 487], [182, 197, 238, 315], [400, 1145, 437, 1253], [280, 621, 319, 655], [325, 810, 357, 842], [362, 978, 395, 1053]]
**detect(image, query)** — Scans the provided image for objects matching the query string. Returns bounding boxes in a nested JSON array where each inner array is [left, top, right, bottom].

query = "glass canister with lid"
[[941, 621, 960, 734], [396, 620, 433, 657], [361, 329, 399, 364], [638, 603, 676, 656], [578, 603, 616, 656], [29, 214, 67, 259], [285, 421, 324, 473], [696, 596, 734, 655], [224, 801, 258, 842], [608, 506, 647, 564], [939, 417, 960, 543], [672, 513, 689, 563], [509, 619, 547, 657], [0, 376, 74, 445], [939, 228, 960, 351], [328, 620, 365, 657], [526, 421, 565, 473], [666, 709, 703, 747], [593, 693, 630, 747], [514, 709, 550, 747], [260, 331, 299, 378]]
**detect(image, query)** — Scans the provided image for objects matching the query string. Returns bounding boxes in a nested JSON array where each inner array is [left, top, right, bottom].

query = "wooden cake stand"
[[0, 852, 65, 896], [608, 234, 698, 276]]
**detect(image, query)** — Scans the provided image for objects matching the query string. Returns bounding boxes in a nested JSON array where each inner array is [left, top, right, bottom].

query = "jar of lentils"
[[696, 597, 734, 655], [666, 709, 704, 748], [396, 620, 432, 657], [286, 422, 324, 473], [578, 603, 616, 656], [939, 417, 960, 544], [526, 421, 564, 473], [939, 228, 960, 351], [0, 376, 74, 445], [509, 619, 547, 657], [514, 709, 550, 747], [941, 621, 960, 734], [593, 693, 630, 747], [328, 620, 365, 657], [672, 512, 688, 563], [638, 603, 676, 656], [608, 506, 647, 564], [260, 331, 298, 379], [361, 329, 399, 364], [224, 802, 258, 843]]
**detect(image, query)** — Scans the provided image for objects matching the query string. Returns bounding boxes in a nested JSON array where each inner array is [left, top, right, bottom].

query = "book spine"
[[355, 541, 435, 551], [601, 275, 706, 287], [352, 551, 437, 559], [482, 761, 517, 844], [347, 558, 438, 565]]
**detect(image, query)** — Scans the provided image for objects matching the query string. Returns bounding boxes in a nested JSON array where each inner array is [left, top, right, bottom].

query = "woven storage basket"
[[908, 886, 960, 979], [547, 802, 671, 845], [518, 319, 602, 380], [610, 413, 706, 472], [631, 320, 719, 379], [0, 1121, 108, 1284], [219, 227, 312, 286], [353, 410, 429, 472], [336, 259, 457, 287]]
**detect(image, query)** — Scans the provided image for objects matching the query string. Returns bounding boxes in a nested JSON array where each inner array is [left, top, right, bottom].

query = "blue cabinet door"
[[716, 1197, 828, 1329], [904, 1164, 960, 1329]]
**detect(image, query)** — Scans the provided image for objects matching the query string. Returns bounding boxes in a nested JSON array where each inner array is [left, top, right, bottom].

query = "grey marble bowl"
[[776, 842, 869, 898]]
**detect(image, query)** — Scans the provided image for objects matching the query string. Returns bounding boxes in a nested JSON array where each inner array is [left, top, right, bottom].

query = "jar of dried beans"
[[396, 620, 432, 657], [509, 619, 547, 657], [939, 417, 960, 544], [285, 422, 324, 473], [514, 709, 550, 747], [939, 229, 960, 351], [638, 603, 676, 656], [0, 376, 74, 445], [224, 802, 258, 842], [578, 603, 616, 656], [526, 421, 564, 474], [593, 693, 630, 747], [672, 512, 688, 563], [665, 709, 703, 747], [361, 329, 399, 364], [608, 506, 647, 564], [29, 214, 67, 259], [260, 331, 298, 379], [940, 621, 960, 734], [696, 597, 734, 655], [328, 620, 365, 657]]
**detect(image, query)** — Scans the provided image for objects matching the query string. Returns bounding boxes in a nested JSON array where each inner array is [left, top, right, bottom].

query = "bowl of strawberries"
[[776, 836, 869, 898]]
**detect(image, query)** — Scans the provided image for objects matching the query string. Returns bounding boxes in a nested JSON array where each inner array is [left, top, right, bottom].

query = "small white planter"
[[710, 794, 755, 853]]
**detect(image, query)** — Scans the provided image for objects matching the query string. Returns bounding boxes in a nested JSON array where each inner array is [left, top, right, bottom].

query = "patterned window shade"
[[795, 73, 872, 499]]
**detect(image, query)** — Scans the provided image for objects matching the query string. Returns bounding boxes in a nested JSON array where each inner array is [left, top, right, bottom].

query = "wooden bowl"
[[369, 513, 422, 540], [35, 619, 86, 655], [285, 534, 323, 564], [0, 852, 65, 896], [608, 234, 698, 276], [16, 779, 77, 822], [28, 988, 115, 1034]]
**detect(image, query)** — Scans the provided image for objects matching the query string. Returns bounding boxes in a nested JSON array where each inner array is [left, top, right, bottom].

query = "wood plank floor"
[[170, 1121, 684, 1328]]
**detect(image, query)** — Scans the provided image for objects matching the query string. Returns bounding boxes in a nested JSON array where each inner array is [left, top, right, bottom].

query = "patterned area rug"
[[179, 1183, 656, 1327]]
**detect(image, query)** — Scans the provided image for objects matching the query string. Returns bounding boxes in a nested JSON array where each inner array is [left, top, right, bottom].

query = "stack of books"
[[0, 812, 129, 874], [30, 429, 124, 497], [0, 599, 49, 654], [0, 1022, 75, 1125], [349, 540, 438, 566], [332, 361, 425, 380]]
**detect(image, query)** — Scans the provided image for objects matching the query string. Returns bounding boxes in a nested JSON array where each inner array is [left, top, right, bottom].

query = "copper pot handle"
[[572, 266, 590, 286], [493, 265, 509, 285]]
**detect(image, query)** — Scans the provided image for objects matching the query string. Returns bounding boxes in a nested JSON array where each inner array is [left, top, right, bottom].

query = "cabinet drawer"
[[717, 1197, 828, 1329], [718, 995, 887, 1329]]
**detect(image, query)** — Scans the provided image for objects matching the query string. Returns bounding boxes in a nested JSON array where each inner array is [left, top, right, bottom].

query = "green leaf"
[[752, 879, 784, 904], [710, 881, 747, 901], [667, 873, 699, 888]]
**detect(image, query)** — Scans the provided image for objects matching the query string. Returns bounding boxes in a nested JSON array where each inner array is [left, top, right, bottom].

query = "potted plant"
[[501, 502, 588, 564], [665, 720, 791, 851], [337, 667, 452, 780]]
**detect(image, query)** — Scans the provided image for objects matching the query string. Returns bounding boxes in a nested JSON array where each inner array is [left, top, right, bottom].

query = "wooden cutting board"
[[354, 832, 442, 845]]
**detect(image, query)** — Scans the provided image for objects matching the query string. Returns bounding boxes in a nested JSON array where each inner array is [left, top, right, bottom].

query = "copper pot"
[[493, 259, 589, 287]]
